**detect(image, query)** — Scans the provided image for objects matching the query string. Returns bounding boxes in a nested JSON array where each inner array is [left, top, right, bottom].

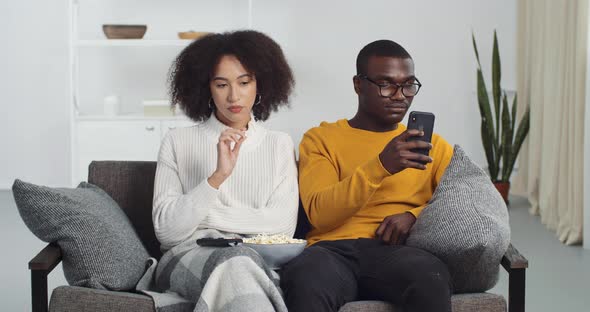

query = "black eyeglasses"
[[357, 75, 422, 97]]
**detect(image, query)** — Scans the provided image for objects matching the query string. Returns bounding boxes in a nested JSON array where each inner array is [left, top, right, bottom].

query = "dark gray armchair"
[[29, 161, 528, 312]]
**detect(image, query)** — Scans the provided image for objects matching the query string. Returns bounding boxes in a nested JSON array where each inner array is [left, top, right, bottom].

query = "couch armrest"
[[501, 243, 528, 270], [29, 243, 62, 312], [501, 243, 528, 312], [29, 243, 62, 271]]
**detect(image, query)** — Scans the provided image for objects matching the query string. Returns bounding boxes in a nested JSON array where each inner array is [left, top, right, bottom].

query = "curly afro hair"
[[169, 30, 295, 122]]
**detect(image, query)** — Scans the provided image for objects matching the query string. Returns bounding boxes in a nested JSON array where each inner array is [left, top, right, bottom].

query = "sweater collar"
[[202, 113, 264, 147]]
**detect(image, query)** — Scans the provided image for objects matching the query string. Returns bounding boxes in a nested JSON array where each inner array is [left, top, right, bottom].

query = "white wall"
[[256, 0, 517, 167], [0, 1, 70, 310], [0, 0, 516, 189], [0, 0, 70, 189]]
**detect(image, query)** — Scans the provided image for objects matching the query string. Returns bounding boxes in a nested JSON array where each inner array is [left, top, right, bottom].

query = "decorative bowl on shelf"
[[102, 24, 147, 39], [177, 31, 211, 40]]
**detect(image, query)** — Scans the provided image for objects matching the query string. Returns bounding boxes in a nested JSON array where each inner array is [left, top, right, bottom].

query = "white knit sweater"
[[152, 114, 299, 250]]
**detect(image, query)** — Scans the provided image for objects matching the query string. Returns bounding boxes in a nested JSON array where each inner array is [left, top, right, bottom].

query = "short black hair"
[[356, 40, 412, 75], [169, 30, 295, 122]]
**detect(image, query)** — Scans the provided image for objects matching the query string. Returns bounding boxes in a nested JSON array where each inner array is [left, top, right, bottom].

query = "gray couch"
[[29, 161, 529, 312]]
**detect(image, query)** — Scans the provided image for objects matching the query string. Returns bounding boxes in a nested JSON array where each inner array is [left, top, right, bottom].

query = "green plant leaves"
[[472, 33, 482, 69], [509, 106, 530, 178], [492, 31, 502, 155], [472, 31, 530, 182], [501, 93, 513, 181], [477, 68, 498, 180]]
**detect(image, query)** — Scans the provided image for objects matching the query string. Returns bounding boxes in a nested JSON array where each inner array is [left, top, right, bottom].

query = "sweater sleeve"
[[298, 131, 391, 232], [203, 134, 299, 236], [152, 133, 219, 248]]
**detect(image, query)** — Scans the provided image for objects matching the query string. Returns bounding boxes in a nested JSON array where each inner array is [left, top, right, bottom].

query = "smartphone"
[[196, 238, 243, 247], [406, 111, 435, 161]]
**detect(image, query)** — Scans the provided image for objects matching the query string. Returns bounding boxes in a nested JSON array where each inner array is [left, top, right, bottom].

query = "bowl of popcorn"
[[242, 234, 307, 270]]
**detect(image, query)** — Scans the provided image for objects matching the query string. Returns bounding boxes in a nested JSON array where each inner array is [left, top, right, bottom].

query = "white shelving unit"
[[75, 115, 191, 121], [69, 0, 254, 117], [68, 0, 253, 185], [76, 40, 191, 47]]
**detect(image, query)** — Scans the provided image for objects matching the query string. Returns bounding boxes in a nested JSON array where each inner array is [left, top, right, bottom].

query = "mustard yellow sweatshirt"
[[299, 119, 453, 245]]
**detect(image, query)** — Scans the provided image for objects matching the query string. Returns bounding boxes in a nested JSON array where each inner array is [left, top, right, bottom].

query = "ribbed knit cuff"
[[408, 205, 427, 218], [187, 179, 220, 207], [361, 156, 392, 186]]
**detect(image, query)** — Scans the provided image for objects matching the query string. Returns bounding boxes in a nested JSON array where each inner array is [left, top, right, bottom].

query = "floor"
[[1, 191, 589, 311], [489, 196, 590, 311]]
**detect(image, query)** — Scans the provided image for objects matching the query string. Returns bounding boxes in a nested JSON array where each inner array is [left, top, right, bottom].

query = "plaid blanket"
[[136, 230, 287, 312]]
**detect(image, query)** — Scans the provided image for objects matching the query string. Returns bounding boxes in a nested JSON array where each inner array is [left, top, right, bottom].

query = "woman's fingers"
[[222, 128, 247, 138], [219, 134, 244, 146], [219, 129, 247, 147], [219, 134, 242, 144], [232, 135, 246, 155], [219, 131, 247, 154]]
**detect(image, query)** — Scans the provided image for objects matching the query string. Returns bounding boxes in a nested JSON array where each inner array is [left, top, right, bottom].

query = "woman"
[[139, 30, 298, 312]]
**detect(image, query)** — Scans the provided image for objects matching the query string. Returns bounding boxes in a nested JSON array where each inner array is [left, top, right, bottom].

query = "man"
[[280, 40, 454, 312]]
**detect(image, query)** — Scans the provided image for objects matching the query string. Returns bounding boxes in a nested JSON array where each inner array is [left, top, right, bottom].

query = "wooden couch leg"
[[31, 270, 48, 312], [509, 268, 525, 312]]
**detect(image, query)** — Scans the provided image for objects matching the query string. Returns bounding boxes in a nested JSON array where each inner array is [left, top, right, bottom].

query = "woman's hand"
[[208, 128, 247, 189]]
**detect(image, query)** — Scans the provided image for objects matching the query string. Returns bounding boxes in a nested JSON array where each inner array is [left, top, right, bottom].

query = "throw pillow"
[[406, 145, 510, 293], [13, 179, 150, 290]]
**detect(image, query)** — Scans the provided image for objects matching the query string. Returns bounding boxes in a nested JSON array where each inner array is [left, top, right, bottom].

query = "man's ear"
[[353, 75, 361, 95]]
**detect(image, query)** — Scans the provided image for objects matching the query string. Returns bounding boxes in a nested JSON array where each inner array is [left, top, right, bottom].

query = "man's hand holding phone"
[[379, 129, 433, 174]]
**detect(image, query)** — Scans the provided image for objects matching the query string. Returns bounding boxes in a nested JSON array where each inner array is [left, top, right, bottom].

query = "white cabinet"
[[74, 118, 195, 184], [161, 120, 196, 140]]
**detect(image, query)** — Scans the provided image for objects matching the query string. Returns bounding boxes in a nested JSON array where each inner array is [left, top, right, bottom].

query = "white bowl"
[[243, 242, 306, 270]]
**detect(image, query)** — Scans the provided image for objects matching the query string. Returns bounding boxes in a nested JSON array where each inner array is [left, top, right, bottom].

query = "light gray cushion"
[[450, 293, 506, 312], [49, 286, 155, 312], [13, 180, 150, 290], [48, 287, 505, 312], [406, 145, 510, 293], [339, 301, 397, 312], [337, 293, 505, 312]]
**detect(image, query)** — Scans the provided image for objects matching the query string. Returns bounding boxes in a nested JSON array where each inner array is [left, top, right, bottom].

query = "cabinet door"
[[160, 120, 197, 140], [75, 121, 162, 183]]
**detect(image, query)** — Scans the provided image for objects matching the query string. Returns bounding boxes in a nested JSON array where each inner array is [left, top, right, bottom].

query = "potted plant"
[[472, 31, 530, 204]]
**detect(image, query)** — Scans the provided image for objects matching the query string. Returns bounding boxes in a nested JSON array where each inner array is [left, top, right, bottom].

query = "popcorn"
[[243, 233, 306, 244]]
